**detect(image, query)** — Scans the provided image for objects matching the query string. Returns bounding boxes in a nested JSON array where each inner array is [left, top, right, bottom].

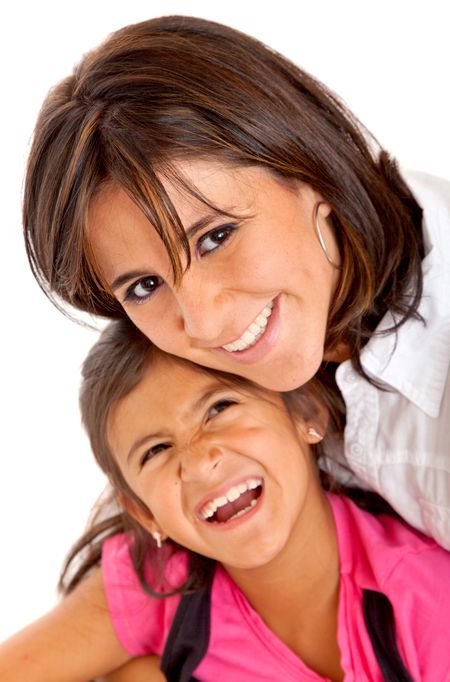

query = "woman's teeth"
[[200, 478, 262, 521], [221, 302, 273, 352]]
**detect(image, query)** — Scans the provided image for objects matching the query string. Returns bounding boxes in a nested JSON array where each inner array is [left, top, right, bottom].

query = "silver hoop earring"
[[152, 531, 163, 549], [313, 202, 341, 269]]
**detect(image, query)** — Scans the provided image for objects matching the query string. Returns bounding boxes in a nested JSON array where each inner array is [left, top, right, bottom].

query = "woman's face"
[[89, 161, 341, 391]]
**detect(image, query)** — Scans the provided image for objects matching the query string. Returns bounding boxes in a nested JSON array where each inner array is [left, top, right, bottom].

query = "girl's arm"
[[0, 568, 132, 682], [97, 656, 166, 682]]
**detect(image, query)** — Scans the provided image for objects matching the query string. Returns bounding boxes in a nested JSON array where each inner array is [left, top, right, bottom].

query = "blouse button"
[[350, 442, 363, 457]]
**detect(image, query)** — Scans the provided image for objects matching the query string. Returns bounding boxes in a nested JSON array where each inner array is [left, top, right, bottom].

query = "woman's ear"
[[116, 493, 167, 542]]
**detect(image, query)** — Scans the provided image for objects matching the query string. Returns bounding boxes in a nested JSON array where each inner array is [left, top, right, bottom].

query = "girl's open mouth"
[[198, 478, 264, 525]]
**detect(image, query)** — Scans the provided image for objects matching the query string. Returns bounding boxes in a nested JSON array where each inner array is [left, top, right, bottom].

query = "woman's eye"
[[197, 224, 237, 257], [207, 399, 236, 419], [140, 442, 170, 467], [124, 275, 163, 304]]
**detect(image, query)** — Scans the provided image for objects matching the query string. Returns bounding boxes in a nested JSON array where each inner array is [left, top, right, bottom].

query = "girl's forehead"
[[114, 353, 282, 426]]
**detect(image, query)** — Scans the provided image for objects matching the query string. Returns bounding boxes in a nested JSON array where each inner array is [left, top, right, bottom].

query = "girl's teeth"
[[226, 486, 241, 502], [200, 478, 263, 520], [222, 302, 273, 352], [229, 499, 258, 521]]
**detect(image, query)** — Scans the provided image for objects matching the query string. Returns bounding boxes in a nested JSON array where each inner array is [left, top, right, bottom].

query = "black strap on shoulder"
[[160, 583, 212, 682], [362, 589, 414, 682]]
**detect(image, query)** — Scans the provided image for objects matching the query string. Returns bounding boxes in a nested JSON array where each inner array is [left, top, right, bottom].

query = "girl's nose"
[[180, 442, 223, 483]]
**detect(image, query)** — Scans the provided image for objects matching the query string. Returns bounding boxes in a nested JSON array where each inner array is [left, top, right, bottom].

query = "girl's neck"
[[224, 490, 344, 681]]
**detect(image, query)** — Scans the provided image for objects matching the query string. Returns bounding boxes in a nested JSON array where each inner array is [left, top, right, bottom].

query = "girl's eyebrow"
[[126, 384, 235, 465], [127, 431, 167, 464]]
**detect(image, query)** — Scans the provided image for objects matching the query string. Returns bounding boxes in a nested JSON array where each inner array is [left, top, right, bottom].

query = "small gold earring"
[[307, 426, 324, 441], [152, 531, 163, 549]]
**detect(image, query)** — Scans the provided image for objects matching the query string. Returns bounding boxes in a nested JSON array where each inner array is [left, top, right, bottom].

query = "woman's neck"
[[224, 490, 344, 681]]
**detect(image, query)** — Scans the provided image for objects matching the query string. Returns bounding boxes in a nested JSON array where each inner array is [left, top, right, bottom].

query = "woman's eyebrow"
[[109, 213, 236, 291], [110, 269, 150, 292], [185, 214, 218, 240], [185, 206, 250, 240]]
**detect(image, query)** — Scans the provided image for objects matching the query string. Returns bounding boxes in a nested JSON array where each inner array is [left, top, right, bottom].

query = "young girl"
[[22, 15, 450, 550], [1, 318, 449, 681]]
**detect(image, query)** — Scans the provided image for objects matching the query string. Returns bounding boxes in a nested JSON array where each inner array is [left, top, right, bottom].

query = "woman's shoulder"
[[401, 169, 450, 253]]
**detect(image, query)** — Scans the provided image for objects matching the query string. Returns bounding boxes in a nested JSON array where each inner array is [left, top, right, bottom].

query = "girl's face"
[[108, 357, 320, 571], [89, 161, 341, 391]]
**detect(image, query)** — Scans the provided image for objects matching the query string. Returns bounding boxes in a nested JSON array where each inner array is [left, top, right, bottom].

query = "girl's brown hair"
[[24, 15, 424, 376], [62, 318, 214, 596], [62, 317, 414, 681], [62, 317, 324, 595]]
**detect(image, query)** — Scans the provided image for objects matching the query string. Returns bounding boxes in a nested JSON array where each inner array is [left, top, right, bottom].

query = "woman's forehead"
[[91, 161, 283, 242]]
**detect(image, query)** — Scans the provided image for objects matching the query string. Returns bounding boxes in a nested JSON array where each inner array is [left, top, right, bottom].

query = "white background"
[[1, 0, 449, 641]]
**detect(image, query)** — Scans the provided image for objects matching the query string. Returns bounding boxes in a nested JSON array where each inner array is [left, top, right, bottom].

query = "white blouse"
[[324, 170, 450, 549]]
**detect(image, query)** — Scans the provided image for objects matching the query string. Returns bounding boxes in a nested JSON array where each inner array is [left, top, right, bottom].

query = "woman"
[[23, 15, 450, 547]]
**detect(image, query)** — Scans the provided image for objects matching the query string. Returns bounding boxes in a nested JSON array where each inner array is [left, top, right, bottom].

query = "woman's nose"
[[175, 274, 232, 344]]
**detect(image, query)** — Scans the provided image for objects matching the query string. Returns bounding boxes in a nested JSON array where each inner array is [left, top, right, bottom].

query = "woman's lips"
[[214, 295, 281, 365], [221, 301, 273, 352]]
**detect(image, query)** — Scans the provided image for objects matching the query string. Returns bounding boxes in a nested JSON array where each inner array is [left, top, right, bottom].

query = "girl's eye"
[[140, 442, 171, 468], [197, 224, 237, 257], [124, 275, 163, 304], [207, 399, 237, 419]]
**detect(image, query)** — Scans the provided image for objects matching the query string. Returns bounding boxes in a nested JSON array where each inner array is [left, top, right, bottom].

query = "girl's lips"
[[213, 295, 281, 365], [195, 478, 265, 531]]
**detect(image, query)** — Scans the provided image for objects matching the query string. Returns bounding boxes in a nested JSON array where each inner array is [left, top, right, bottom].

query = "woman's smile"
[[89, 161, 341, 391], [215, 296, 280, 365], [220, 301, 274, 353]]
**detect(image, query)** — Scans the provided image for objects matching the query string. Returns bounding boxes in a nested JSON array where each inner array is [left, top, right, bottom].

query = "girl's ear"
[[293, 403, 329, 445], [116, 493, 168, 541], [304, 425, 325, 444], [284, 378, 330, 445]]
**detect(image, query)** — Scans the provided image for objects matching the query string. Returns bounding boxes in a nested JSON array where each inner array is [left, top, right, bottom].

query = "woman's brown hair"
[[23, 15, 424, 377]]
